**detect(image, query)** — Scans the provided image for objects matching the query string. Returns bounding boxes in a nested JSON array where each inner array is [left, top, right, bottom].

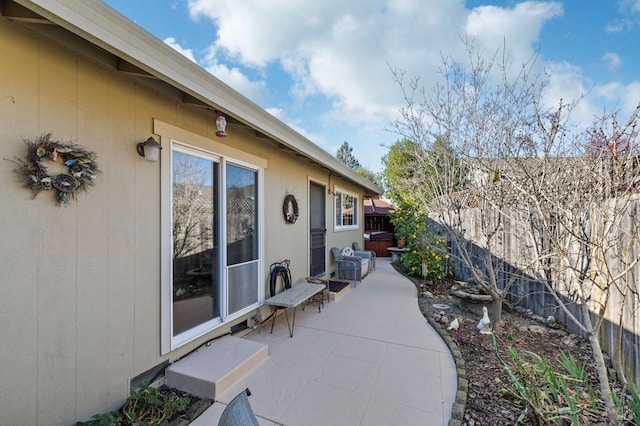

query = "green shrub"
[[492, 334, 602, 424], [390, 206, 452, 281], [77, 384, 190, 426], [628, 384, 640, 423], [615, 383, 640, 424], [400, 233, 451, 281]]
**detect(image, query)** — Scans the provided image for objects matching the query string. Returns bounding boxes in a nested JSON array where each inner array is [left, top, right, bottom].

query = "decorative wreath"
[[282, 194, 299, 224], [8, 133, 100, 205]]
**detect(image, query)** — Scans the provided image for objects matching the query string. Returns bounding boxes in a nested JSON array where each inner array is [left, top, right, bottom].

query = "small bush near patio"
[[77, 384, 199, 426], [390, 207, 451, 281], [401, 233, 451, 282]]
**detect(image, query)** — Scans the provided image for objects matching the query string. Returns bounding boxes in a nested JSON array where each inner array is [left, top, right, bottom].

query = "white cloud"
[[187, 1, 565, 127], [466, 2, 563, 62], [163, 37, 197, 63], [595, 82, 625, 103], [542, 61, 598, 125], [603, 52, 622, 71], [264, 107, 286, 120], [188, 0, 336, 67], [265, 107, 329, 149], [620, 0, 640, 13], [607, 0, 640, 32], [184, 0, 638, 171], [543, 62, 640, 128], [201, 47, 267, 104], [621, 83, 640, 112], [594, 81, 640, 114], [605, 22, 625, 33]]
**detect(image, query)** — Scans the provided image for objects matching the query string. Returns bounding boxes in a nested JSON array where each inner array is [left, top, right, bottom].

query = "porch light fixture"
[[216, 114, 227, 137], [136, 136, 162, 162]]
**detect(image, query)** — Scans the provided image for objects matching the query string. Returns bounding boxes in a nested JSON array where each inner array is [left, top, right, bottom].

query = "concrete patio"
[[192, 258, 457, 425]]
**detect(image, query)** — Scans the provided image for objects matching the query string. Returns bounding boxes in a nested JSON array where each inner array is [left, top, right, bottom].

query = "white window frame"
[[334, 187, 359, 231], [156, 120, 266, 354]]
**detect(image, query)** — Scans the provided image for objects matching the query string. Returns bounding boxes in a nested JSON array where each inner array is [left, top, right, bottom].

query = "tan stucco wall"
[[0, 18, 366, 425]]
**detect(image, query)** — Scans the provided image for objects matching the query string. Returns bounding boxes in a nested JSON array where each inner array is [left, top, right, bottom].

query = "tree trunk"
[[582, 305, 618, 424], [491, 297, 503, 331]]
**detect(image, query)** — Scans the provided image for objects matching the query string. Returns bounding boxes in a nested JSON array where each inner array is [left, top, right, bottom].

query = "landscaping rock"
[[528, 325, 548, 334]]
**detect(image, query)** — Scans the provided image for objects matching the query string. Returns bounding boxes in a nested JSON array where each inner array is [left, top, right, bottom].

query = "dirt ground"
[[410, 274, 615, 425]]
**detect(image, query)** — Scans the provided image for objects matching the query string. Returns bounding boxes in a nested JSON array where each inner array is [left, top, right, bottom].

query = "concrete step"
[[165, 335, 268, 400]]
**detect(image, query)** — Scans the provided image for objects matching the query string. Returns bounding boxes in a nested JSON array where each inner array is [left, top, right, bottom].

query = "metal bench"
[[264, 282, 325, 337]]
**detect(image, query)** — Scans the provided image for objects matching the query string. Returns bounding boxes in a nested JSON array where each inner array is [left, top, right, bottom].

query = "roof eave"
[[10, 0, 381, 196]]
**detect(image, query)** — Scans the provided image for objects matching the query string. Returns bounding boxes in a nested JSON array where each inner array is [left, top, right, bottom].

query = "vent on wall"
[[230, 320, 249, 335], [130, 360, 170, 392]]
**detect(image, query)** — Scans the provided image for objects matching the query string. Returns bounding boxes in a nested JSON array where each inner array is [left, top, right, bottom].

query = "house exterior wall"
[[0, 19, 366, 425]]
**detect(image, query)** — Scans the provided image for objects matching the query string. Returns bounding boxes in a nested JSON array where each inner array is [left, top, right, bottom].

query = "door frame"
[[308, 179, 326, 277]]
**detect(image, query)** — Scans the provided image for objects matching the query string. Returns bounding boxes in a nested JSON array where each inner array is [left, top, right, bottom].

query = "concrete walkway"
[[193, 258, 457, 425]]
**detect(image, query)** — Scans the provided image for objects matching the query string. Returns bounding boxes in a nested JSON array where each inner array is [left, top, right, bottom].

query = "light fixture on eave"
[[215, 113, 227, 137], [136, 136, 162, 162]]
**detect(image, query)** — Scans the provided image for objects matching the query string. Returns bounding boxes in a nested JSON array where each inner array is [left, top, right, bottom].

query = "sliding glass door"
[[171, 149, 220, 335], [166, 143, 262, 349]]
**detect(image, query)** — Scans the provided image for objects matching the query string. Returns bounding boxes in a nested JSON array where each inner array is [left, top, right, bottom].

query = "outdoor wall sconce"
[[136, 136, 162, 162], [216, 115, 227, 137]]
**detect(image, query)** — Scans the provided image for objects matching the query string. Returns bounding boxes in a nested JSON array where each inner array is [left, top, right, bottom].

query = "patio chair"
[[218, 388, 259, 426], [341, 246, 370, 277], [352, 241, 376, 272], [331, 247, 364, 286]]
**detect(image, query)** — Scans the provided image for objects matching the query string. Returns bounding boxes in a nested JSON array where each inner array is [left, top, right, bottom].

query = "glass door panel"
[[172, 151, 219, 335], [226, 163, 259, 315]]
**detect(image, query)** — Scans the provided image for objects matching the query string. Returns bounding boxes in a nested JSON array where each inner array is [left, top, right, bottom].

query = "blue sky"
[[103, 0, 640, 173]]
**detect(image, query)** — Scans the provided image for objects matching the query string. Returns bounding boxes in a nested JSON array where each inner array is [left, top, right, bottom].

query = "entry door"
[[309, 181, 326, 276]]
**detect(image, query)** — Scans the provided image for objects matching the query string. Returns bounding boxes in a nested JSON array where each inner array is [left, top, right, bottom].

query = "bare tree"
[[172, 153, 214, 260], [505, 104, 640, 424], [388, 37, 640, 422], [387, 39, 546, 328]]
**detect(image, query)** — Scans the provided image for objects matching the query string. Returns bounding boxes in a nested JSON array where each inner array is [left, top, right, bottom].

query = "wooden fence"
[[444, 202, 640, 387]]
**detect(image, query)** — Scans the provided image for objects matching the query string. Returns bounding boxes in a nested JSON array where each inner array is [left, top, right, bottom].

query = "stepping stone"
[[166, 335, 268, 400]]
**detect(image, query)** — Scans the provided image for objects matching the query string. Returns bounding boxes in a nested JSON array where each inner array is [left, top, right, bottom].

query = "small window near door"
[[334, 189, 358, 230]]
